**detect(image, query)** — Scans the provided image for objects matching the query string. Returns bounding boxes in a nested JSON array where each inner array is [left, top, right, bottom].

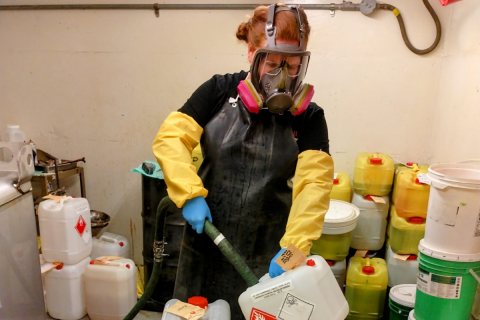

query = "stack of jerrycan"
[[408, 163, 480, 320], [310, 200, 360, 290], [386, 163, 429, 287], [39, 197, 93, 320], [345, 257, 388, 320], [351, 153, 393, 251]]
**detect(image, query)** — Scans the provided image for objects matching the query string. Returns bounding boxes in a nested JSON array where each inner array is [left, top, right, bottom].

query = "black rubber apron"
[[174, 98, 299, 320]]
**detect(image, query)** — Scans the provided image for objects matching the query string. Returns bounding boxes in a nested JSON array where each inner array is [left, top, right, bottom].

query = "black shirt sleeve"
[[178, 71, 248, 128], [292, 102, 330, 155]]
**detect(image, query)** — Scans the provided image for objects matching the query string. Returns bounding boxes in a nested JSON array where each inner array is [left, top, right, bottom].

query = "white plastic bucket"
[[44, 256, 90, 320], [424, 163, 480, 255], [409, 309, 416, 320], [91, 232, 130, 260]]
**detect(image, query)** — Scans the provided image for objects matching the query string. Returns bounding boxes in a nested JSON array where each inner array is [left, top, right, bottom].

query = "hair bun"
[[236, 21, 249, 42]]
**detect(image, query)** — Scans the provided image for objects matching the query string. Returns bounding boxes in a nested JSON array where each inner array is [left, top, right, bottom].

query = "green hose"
[[123, 196, 258, 319], [204, 220, 259, 287], [123, 196, 173, 320]]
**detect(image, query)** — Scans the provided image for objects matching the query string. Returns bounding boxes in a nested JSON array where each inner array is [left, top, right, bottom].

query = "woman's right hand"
[[182, 196, 213, 234]]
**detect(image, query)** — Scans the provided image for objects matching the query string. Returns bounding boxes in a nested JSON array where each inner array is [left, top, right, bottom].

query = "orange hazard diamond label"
[[250, 308, 276, 320], [75, 215, 86, 237]]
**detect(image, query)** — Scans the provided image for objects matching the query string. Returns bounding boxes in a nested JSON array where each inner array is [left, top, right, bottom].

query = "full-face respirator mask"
[[237, 4, 314, 116]]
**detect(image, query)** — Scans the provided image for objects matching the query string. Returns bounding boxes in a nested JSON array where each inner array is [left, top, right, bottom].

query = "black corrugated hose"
[[379, 0, 441, 55]]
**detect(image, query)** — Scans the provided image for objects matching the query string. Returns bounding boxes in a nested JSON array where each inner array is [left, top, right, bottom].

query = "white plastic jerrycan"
[[44, 256, 90, 320], [85, 258, 137, 320], [162, 297, 230, 320], [91, 232, 130, 260], [39, 197, 92, 264], [239, 255, 349, 320]]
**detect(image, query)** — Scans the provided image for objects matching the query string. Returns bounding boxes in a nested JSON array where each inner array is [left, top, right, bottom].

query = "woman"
[[153, 4, 333, 319]]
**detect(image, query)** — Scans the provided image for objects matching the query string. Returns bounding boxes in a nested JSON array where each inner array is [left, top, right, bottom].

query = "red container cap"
[[326, 260, 334, 267], [407, 255, 418, 261], [370, 158, 382, 165], [365, 195, 374, 201], [56, 263, 64, 270], [126, 264, 131, 269], [333, 178, 340, 185], [119, 242, 124, 247], [188, 296, 208, 309], [90, 260, 95, 265], [408, 217, 425, 224], [415, 178, 423, 185], [307, 259, 316, 267], [439, 0, 462, 6], [406, 162, 417, 167], [362, 266, 375, 275]]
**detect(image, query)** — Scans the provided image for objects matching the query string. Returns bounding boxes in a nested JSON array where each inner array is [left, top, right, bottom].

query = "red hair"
[[236, 3, 311, 50]]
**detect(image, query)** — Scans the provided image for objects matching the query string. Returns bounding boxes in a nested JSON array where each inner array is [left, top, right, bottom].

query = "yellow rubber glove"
[[152, 112, 208, 208], [280, 150, 334, 256]]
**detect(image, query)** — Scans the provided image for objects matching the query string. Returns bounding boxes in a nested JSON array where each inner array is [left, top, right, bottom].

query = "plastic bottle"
[[350, 193, 389, 250], [353, 153, 394, 196], [385, 246, 418, 287], [310, 200, 360, 261], [4, 124, 26, 142], [387, 205, 425, 255], [330, 172, 352, 202], [239, 255, 349, 320], [44, 256, 90, 320], [161, 298, 230, 320], [91, 232, 130, 260], [345, 257, 388, 320], [85, 258, 137, 320], [38, 197, 92, 264]]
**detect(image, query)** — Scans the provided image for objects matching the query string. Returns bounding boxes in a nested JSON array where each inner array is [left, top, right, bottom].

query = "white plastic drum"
[[91, 232, 130, 260], [424, 163, 480, 255], [409, 309, 417, 320]]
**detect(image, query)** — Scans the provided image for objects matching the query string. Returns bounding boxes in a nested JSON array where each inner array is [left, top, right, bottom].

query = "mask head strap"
[[265, 4, 306, 52]]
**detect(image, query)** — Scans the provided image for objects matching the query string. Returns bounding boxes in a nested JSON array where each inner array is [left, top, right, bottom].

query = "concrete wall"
[[1, 0, 478, 263]]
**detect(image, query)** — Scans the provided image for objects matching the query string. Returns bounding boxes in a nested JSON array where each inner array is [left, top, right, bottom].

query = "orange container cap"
[[365, 195, 374, 201], [188, 296, 208, 309], [362, 266, 375, 274], [370, 158, 383, 165], [408, 217, 425, 224], [333, 178, 340, 185]]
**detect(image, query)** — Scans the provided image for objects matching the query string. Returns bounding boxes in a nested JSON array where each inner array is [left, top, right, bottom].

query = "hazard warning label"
[[75, 215, 91, 244], [250, 308, 277, 320]]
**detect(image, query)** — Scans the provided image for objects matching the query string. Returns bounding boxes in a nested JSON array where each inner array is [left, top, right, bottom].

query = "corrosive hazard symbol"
[[250, 308, 276, 320]]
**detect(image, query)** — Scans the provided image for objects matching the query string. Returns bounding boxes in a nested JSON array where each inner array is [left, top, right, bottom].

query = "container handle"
[[99, 234, 117, 243], [470, 269, 480, 284]]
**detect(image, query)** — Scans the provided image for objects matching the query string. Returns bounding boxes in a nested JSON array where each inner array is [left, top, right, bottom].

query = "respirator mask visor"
[[251, 48, 310, 114]]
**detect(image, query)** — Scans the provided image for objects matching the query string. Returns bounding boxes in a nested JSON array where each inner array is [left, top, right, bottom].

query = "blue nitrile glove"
[[269, 248, 287, 278], [182, 196, 213, 234]]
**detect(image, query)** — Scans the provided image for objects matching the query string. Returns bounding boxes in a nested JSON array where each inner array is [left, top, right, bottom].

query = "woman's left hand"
[[269, 248, 287, 278]]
